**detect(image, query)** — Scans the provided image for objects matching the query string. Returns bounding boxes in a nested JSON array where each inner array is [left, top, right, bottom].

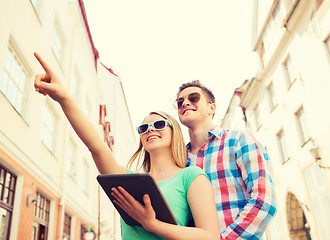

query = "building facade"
[[222, 0, 330, 239], [0, 0, 136, 239], [97, 62, 137, 240]]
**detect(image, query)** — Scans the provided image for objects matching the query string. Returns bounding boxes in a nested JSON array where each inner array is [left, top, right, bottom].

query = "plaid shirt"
[[187, 127, 277, 239]]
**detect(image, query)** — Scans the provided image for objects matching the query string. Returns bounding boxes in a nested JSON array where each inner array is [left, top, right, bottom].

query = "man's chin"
[[179, 116, 196, 128]]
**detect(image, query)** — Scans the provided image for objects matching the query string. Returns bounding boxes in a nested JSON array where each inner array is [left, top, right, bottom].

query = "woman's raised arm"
[[34, 52, 126, 174]]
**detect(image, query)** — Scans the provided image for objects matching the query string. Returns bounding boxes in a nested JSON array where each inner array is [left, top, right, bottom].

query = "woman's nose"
[[147, 124, 156, 132]]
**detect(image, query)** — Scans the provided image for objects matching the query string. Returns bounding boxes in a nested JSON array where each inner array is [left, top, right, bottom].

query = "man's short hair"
[[177, 80, 215, 103]]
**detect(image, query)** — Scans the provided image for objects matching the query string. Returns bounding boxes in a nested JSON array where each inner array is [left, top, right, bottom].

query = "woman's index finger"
[[34, 52, 52, 73], [118, 187, 135, 200]]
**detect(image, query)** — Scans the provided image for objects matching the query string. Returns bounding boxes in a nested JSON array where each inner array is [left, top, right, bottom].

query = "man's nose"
[[181, 97, 191, 108]]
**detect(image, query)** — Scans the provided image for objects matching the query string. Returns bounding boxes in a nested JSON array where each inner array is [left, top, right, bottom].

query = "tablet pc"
[[97, 173, 178, 226]]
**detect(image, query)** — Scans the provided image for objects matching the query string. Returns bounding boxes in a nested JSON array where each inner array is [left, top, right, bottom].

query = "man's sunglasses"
[[136, 119, 173, 136], [173, 92, 201, 109]]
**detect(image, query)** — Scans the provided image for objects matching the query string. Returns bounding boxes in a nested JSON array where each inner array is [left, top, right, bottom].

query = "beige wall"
[[97, 62, 138, 239], [222, 1, 330, 239], [0, 0, 136, 239]]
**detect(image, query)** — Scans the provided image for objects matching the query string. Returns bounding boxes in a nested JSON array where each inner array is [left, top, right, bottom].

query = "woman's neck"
[[149, 150, 181, 182]]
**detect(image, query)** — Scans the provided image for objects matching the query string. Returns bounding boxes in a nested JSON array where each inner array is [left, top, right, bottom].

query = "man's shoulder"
[[209, 128, 262, 150], [211, 127, 251, 140]]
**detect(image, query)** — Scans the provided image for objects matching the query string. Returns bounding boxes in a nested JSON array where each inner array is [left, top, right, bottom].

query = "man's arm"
[[221, 131, 277, 240]]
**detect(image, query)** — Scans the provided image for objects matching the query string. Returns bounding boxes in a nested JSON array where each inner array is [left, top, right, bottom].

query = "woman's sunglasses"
[[136, 119, 173, 136], [173, 92, 201, 109]]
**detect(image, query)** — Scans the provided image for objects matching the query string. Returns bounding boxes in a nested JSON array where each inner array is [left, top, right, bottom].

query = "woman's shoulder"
[[182, 165, 206, 175], [181, 166, 206, 181], [180, 166, 207, 188]]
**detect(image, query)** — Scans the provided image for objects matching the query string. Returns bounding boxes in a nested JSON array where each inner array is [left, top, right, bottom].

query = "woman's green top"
[[120, 166, 207, 240]]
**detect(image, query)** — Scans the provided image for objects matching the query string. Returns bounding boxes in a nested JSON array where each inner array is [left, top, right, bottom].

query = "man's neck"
[[188, 121, 214, 154]]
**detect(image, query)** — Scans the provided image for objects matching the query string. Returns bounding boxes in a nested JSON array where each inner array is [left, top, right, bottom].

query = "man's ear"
[[209, 102, 216, 117]]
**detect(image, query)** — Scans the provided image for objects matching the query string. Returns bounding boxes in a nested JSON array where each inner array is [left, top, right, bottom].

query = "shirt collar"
[[207, 126, 223, 139], [186, 126, 223, 151]]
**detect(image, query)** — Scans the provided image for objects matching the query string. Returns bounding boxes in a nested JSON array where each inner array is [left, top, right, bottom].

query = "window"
[[51, 21, 65, 63], [65, 139, 76, 177], [295, 107, 310, 145], [81, 160, 89, 193], [259, 42, 265, 68], [63, 212, 71, 240], [261, 1, 285, 66], [262, 29, 273, 64], [41, 105, 56, 152], [304, 164, 330, 239], [325, 35, 330, 54], [30, 0, 43, 15], [0, 46, 28, 114], [267, 82, 278, 111], [254, 103, 262, 129], [71, 70, 80, 102], [32, 192, 50, 240], [271, 0, 284, 23], [80, 224, 88, 239], [34, 192, 50, 224], [83, 98, 92, 118], [277, 129, 289, 163], [283, 56, 296, 86], [0, 165, 16, 240], [83, 98, 94, 121]]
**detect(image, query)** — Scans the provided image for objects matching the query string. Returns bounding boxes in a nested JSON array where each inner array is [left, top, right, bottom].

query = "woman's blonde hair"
[[127, 111, 187, 172]]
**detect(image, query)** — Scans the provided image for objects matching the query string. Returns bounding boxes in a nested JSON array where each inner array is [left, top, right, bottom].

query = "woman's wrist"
[[142, 218, 160, 233], [58, 92, 75, 107]]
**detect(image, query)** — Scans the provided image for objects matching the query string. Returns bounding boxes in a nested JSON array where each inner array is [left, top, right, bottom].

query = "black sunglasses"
[[173, 92, 201, 109], [136, 119, 173, 135]]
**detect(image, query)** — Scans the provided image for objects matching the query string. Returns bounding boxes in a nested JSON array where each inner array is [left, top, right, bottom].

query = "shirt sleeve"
[[184, 166, 208, 192], [220, 131, 277, 240]]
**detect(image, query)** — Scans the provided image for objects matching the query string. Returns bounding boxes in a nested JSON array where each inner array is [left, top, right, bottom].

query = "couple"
[[34, 52, 276, 240]]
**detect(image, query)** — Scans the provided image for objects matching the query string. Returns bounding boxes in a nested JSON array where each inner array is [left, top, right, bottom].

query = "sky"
[[83, 0, 259, 140]]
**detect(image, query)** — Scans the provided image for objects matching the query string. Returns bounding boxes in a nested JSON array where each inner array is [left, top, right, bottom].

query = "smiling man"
[[175, 80, 277, 240]]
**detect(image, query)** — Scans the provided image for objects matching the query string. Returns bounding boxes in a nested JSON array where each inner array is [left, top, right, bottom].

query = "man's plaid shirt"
[[187, 127, 277, 239]]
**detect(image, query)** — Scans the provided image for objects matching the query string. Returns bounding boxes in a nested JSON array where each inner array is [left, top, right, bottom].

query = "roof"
[[78, 0, 99, 69]]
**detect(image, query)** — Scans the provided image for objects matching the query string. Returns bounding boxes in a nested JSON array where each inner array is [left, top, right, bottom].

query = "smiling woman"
[[128, 112, 186, 173]]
